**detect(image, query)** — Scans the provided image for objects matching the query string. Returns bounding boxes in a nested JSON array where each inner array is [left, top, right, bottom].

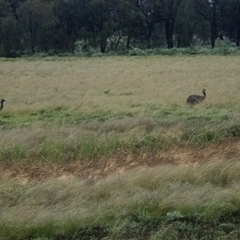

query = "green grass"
[[0, 108, 126, 128], [0, 103, 240, 164]]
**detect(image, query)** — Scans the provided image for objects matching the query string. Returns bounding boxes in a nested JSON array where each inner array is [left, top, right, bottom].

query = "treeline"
[[0, 0, 240, 57]]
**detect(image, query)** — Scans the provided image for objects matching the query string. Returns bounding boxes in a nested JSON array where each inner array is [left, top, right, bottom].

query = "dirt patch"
[[1, 141, 240, 182]]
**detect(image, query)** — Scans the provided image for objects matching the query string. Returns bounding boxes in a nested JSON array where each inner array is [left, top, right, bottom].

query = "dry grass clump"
[[1, 160, 240, 238], [86, 116, 157, 134]]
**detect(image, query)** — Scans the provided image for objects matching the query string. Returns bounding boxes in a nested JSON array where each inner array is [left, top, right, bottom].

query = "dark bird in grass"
[[0, 99, 5, 110], [186, 89, 206, 105]]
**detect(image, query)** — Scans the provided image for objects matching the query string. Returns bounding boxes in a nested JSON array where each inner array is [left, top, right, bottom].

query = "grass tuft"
[[3, 161, 240, 238]]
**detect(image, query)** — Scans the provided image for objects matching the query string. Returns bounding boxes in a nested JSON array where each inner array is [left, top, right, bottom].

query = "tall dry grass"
[[1, 55, 240, 114], [1, 160, 240, 238]]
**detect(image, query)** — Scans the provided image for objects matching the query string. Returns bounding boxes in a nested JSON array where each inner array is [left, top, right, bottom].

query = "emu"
[[186, 89, 206, 105], [0, 99, 5, 110]]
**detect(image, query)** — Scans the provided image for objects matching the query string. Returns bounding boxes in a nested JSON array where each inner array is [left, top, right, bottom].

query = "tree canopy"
[[0, 0, 239, 57]]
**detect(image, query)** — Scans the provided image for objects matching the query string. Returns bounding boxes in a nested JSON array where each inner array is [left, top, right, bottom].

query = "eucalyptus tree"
[[0, 0, 21, 56], [133, 0, 183, 48], [53, 0, 87, 53], [17, 0, 56, 54], [195, 0, 225, 48], [89, 0, 115, 52], [222, 0, 240, 46], [110, 0, 145, 49], [236, 0, 240, 46], [160, 0, 183, 48], [175, 0, 196, 47], [135, 0, 160, 48]]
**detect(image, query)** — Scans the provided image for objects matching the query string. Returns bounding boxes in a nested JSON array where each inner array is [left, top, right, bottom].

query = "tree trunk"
[[210, 20, 217, 48], [237, 0, 240, 46], [177, 33, 181, 48], [210, 2, 217, 48], [237, 23, 240, 46], [29, 13, 35, 54], [146, 22, 154, 48], [100, 38, 107, 53], [165, 20, 174, 49], [146, 33, 151, 48], [126, 34, 132, 49], [114, 34, 121, 50]]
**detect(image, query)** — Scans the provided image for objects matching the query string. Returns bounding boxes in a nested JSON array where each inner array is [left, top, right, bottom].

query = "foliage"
[[0, 0, 240, 56]]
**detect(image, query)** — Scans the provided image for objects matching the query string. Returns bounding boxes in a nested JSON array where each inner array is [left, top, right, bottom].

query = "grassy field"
[[1, 55, 240, 112], [1, 55, 240, 239], [1, 55, 240, 163]]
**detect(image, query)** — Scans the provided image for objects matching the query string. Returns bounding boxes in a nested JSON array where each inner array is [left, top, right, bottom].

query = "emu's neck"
[[0, 101, 4, 110], [202, 91, 206, 98]]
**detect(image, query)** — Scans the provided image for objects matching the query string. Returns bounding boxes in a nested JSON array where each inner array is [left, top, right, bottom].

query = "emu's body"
[[0, 99, 5, 110], [186, 89, 206, 105]]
